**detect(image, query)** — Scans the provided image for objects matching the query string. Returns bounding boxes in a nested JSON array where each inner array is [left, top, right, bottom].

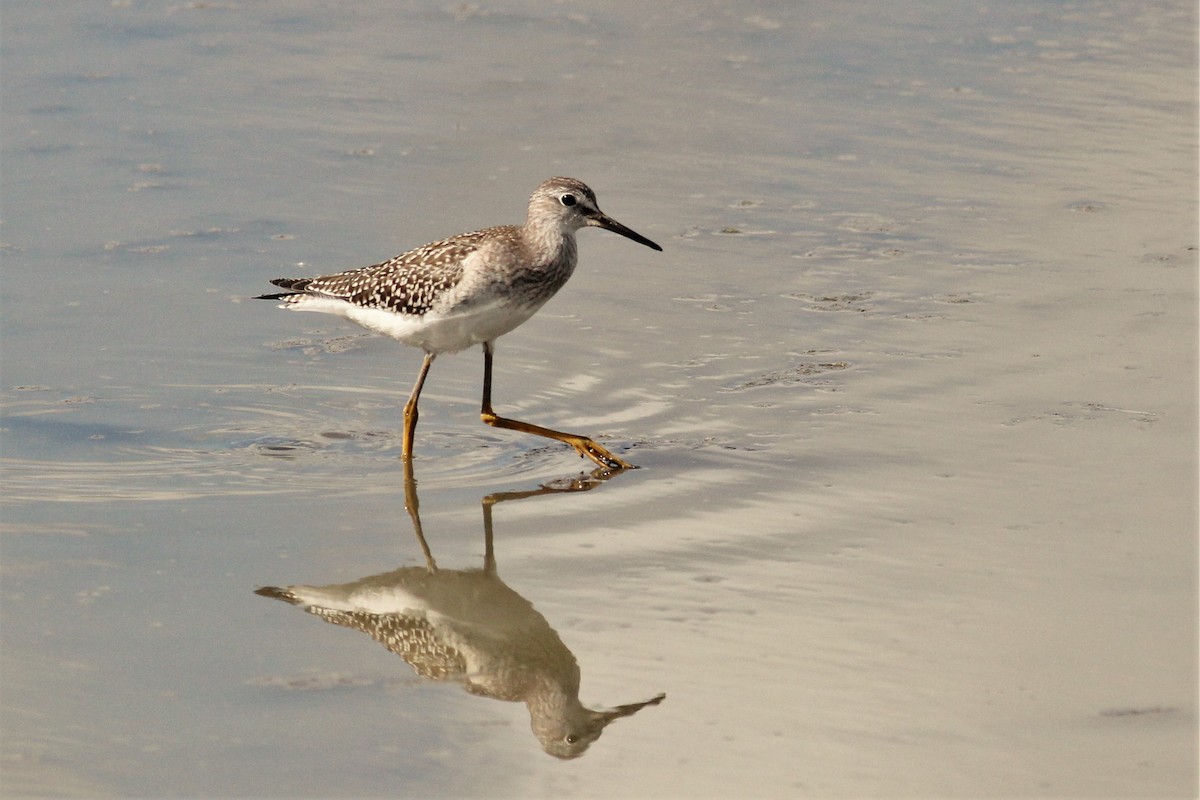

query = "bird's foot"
[[574, 438, 638, 471]]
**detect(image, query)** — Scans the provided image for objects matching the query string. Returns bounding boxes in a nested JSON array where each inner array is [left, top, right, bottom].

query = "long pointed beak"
[[598, 693, 666, 723], [588, 212, 663, 252]]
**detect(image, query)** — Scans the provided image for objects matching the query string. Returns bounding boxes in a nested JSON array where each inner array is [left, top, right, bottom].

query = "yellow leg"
[[402, 352, 435, 461], [479, 341, 636, 471], [400, 454, 437, 571]]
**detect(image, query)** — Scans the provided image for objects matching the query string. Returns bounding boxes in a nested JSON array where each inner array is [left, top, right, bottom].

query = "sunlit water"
[[2, 2, 1196, 797]]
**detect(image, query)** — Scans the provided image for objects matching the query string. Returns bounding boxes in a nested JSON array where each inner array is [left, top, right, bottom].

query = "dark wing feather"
[[304, 607, 468, 681], [260, 228, 507, 316]]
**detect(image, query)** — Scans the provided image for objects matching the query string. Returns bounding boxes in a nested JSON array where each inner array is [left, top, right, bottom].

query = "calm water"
[[2, 1, 1196, 797]]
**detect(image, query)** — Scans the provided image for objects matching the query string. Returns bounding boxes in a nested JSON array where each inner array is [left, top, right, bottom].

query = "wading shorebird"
[[258, 177, 661, 469], [254, 481, 665, 759]]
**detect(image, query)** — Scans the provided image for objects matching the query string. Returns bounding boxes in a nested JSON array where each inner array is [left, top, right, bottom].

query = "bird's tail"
[[255, 277, 311, 301], [254, 585, 303, 604]]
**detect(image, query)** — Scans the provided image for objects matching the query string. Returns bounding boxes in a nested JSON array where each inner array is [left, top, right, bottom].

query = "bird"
[[257, 177, 662, 469], [254, 463, 665, 759], [255, 566, 664, 759]]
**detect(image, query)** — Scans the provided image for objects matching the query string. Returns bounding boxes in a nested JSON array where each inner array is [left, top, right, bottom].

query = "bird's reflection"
[[255, 461, 664, 759]]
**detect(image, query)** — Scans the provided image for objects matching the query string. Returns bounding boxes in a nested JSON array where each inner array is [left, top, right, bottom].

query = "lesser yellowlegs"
[[258, 177, 662, 469], [256, 457, 665, 758]]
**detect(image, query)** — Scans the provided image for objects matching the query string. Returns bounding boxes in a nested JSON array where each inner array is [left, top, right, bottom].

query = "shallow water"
[[2, 1, 1197, 797]]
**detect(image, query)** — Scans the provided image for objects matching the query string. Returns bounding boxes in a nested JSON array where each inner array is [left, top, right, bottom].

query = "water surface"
[[2, 1, 1196, 796]]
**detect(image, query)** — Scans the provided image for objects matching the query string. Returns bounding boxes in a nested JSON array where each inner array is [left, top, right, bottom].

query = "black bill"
[[588, 212, 663, 252]]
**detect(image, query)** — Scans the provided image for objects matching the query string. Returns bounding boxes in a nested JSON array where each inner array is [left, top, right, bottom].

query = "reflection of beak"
[[588, 212, 664, 252], [599, 692, 666, 723]]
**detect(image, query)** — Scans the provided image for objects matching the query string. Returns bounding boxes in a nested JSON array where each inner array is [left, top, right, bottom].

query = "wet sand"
[[2, 2, 1196, 797]]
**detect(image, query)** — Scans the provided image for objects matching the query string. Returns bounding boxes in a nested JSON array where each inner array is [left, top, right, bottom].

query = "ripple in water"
[[1, 385, 658, 504]]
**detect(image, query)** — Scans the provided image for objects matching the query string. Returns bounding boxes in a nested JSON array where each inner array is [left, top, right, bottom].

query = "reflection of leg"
[[480, 497, 498, 576], [406, 447, 618, 577], [401, 456, 437, 571], [478, 341, 636, 471], [479, 464, 620, 575], [402, 352, 436, 461]]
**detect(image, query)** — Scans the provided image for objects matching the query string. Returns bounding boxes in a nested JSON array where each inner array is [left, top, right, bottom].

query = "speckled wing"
[[269, 228, 503, 316], [303, 606, 468, 681]]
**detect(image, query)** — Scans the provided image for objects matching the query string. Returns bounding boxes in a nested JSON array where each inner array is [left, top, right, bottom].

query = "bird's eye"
[[565, 734, 578, 744], [560, 194, 577, 207]]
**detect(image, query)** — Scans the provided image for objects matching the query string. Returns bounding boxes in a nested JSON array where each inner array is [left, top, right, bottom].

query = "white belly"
[[281, 295, 541, 354]]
